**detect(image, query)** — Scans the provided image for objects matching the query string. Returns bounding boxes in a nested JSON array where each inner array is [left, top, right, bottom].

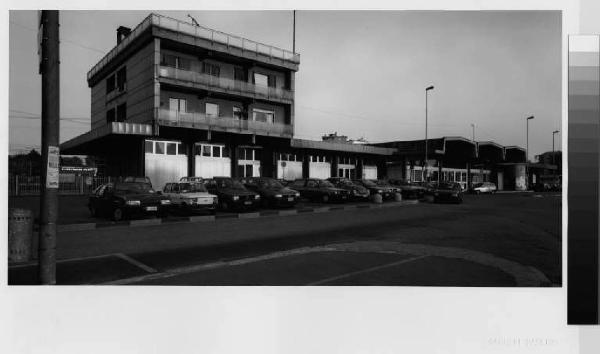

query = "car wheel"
[[322, 194, 329, 203], [112, 208, 124, 221]]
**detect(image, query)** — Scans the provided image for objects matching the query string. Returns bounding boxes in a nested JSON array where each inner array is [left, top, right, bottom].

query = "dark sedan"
[[327, 177, 370, 200], [88, 181, 171, 221], [353, 179, 396, 200], [204, 177, 261, 211], [430, 182, 463, 204], [389, 179, 427, 199], [290, 178, 350, 203], [242, 177, 300, 208]]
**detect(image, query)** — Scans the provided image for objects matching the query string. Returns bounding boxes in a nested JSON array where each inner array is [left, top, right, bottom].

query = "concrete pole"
[[39, 10, 60, 285]]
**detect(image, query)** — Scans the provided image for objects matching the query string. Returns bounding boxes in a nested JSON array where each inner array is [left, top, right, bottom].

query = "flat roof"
[[291, 139, 396, 155]]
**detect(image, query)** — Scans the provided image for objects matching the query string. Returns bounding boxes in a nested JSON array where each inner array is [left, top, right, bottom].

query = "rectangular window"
[[253, 72, 269, 87], [203, 62, 220, 77], [145, 140, 154, 153], [268, 75, 276, 88], [234, 67, 246, 81], [212, 146, 221, 158], [169, 98, 186, 112], [233, 106, 243, 120], [116, 103, 127, 122], [155, 142, 165, 155], [166, 143, 177, 155], [116, 67, 127, 91], [106, 108, 116, 123], [222, 146, 230, 158], [202, 145, 211, 157], [177, 143, 186, 155], [161, 54, 177, 68], [106, 75, 115, 94], [206, 103, 219, 118], [252, 108, 274, 124]]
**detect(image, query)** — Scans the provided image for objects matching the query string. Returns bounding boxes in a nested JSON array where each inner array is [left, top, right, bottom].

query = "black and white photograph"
[[8, 9, 562, 287], [4, 1, 599, 353]]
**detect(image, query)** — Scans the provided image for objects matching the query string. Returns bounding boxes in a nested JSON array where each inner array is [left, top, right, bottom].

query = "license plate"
[[287, 197, 294, 202], [244, 201, 252, 205], [146, 206, 157, 211]]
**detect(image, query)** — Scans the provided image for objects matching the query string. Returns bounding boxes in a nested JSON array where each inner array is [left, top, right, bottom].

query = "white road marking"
[[114, 253, 158, 273], [306, 255, 428, 286]]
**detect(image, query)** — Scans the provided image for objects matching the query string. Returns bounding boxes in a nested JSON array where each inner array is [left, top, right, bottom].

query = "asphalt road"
[[8, 192, 561, 286]]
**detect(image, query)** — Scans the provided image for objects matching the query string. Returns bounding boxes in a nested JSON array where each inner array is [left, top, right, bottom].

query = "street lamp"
[[526, 115, 534, 189], [425, 85, 434, 181], [552, 130, 560, 175], [471, 123, 475, 142]]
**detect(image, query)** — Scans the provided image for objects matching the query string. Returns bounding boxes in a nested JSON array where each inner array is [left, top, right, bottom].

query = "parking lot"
[[8, 192, 561, 286]]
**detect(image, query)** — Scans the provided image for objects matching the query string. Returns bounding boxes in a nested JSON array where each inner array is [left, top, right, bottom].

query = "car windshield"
[[114, 182, 154, 194], [179, 183, 207, 193], [319, 180, 335, 188], [438, 182, 459, 190], [473, 183, 483, 188], [217, 179, 245, 189], [258, 179, 284, 189], [336, 179, 353, 186], [375, 180, 389, 186], [361, 180, 377, 187]]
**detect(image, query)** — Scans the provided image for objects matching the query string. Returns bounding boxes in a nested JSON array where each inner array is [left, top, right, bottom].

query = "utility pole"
[[525, 115, 534, 190], [471, 123, 475, 142], [425, 85, 434, 181], [293, 10, 296, 54], [553, 130, 560, 176], [38, 10, 60, 284]]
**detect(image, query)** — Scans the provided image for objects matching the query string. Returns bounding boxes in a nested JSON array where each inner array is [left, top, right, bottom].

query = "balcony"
[[158, 66, 294, 104], [88, 13, 300, 82], [156, 108, 293, 138]]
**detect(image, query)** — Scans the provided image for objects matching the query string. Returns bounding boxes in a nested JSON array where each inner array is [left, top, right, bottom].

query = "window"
[[206, 103, 219, 118], [233, 106, 243, 120], [234, 67, 246, 81], [212, 146, 221, 158], [167, 143, 177, 155], [202, 145, 211, 157], [202, 62, 220, 77], [253, 72, 269, 87], [106, 108, 116, 123], [307, 180, 317, 188], [161, 54, 190, 70], [106, 75, 116, 94], [155, 142, 165, 155], [222, 146, 230, 158], [145, 140, 154, 153], [116, 67, 127, 91], [177, 143, 186, 155], [116, 103, 127, 122], [252, 108, 274, 124], [169, 98, 186, 112]]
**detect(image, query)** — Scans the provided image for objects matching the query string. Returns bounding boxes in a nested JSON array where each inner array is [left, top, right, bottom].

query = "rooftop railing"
[[88, 13, 300, 81], [158, 65, 294, 102], [157, 108, 293, 137]]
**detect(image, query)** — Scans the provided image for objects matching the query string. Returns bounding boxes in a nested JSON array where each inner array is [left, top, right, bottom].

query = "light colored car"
[[163, 182, 218, 215], [471, 182, 497, 194]]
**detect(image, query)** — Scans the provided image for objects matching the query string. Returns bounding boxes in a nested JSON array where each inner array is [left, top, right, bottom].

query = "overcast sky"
[[9, 10, 561, 159]]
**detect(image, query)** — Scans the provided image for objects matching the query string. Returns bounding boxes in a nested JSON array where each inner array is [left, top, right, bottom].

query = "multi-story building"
[[62, 13, 395, 189]]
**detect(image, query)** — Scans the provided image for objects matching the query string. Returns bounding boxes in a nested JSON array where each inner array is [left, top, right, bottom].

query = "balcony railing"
[[88, 13, 300, 81], [158, 66, 294, 102], [157, 109, 293, 137]]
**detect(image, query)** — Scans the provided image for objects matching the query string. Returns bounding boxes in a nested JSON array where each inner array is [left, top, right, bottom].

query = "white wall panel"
[[363, 165, 378, 180], [309, 162, 331, 179], [195, 156, 231, 178], [277, 161, 303, 180], [145, 153, 188, 191]]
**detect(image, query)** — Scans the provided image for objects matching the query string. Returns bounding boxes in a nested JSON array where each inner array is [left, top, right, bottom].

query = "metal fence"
[[9, 175, 113, 196]]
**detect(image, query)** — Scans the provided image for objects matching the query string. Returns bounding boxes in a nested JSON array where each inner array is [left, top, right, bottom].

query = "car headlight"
[[255, 195, 260, 200], [377, 190, 383, 194], [233, 195, 239, 201], [125, 200, 140, 206], [452, 193, 458, 197], [160, 199, 170, 205], [295, 192, 300, 197], [275, 194, 283, 198]]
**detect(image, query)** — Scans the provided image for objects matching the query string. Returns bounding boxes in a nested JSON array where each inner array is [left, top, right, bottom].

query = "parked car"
[[470, 182, 497, 194], [353, 179, 396, 200], [122, 176, 153, 186], [327, 177, 370, 200], [203, 177, 261, 211], [290, 178, 350, 203], [389, 179, 426, 199], [163, 181, 218, 215], [179, 176, 205, 183], [242, 177, 300, 208], [88, 181, 171, 221], [429, 182, 463, 204]]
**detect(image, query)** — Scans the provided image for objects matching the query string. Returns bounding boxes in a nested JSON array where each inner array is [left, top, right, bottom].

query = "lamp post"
[[425, 85, 434, 181], [471, 123, 475, 142], [526, 116, 534, 189], [552, 130, 560, 175]]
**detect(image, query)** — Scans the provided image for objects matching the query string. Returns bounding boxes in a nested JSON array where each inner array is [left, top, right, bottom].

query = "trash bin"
[[8, 208, 34, 263], [372, 193, 383, 204], [394, 192, 403, 202]]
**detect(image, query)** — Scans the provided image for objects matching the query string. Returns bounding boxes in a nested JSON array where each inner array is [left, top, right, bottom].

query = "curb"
[[55, 200, 421, 233]]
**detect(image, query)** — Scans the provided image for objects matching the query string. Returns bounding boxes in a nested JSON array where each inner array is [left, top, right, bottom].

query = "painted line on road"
[[238, 212, 261, 219], [114, 253, 158, 274], [306, 255, 428, 286], [9, 253, 121, 269]]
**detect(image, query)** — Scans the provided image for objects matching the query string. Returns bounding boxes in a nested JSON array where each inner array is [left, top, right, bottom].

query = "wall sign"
[[46, 146, 60, 188]]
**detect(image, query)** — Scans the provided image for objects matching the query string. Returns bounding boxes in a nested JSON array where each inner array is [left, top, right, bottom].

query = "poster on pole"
[[46, 146, 60, 188]]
